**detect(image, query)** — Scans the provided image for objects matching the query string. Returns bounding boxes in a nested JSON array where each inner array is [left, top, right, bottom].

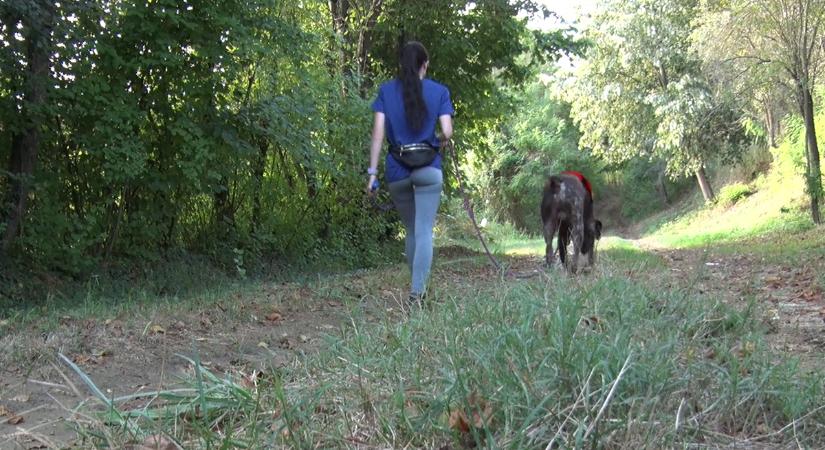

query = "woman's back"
[[372, 78, 453, 148]]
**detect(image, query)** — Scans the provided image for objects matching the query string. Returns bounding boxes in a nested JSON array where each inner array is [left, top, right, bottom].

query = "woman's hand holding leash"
[[366, 174, 378, 195]]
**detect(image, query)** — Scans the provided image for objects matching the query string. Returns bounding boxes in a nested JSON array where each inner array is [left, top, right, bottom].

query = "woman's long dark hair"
[[399, 41, 429, 131]]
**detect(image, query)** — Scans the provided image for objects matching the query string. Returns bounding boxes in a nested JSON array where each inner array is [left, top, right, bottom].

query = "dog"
[[540, 171, 602, 273]]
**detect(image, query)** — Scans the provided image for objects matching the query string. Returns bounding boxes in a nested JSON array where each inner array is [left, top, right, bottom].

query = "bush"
[[717, 182, 754, 207]]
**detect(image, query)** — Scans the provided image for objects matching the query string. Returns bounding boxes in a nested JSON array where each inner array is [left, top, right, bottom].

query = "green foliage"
[[568, 0, 748, 180], [642, 127, 817, 249], [479, 76, 602, 233], [716, 182, 754, 207], [0, 0, 576, 285], [694, 0, 825, 222], [610, 157, 692, 219]]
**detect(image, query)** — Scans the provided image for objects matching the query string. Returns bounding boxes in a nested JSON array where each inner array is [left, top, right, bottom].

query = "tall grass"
[[73, 258, 825, 449]]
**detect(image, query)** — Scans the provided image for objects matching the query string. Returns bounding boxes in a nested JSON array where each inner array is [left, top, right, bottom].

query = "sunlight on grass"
[[476, 229, 649, 259], [501, 237, 543, 256], [643, 144, 817, 250]]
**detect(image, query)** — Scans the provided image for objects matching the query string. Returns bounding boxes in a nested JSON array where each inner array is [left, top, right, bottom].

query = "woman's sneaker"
[[407, 292, 426, 309]]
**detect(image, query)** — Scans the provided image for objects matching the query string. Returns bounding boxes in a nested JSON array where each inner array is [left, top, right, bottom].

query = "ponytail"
[[399, 41, 429, 131]]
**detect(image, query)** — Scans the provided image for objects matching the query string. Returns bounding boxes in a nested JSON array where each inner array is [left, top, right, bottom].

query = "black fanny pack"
[[389, 143, 438, 169]]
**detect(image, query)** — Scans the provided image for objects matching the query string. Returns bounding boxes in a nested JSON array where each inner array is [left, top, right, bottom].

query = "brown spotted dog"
[[540, 172, 602, 273]]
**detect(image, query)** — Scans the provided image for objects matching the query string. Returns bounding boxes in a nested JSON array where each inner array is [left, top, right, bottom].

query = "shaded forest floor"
[[1, 229, 825, 448]]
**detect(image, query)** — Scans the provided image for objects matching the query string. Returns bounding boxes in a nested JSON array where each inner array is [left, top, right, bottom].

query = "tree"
[[0, 0, 577, 276], [694, 0, 825, 224], [569, 0, 746, 202], [0, 0, 55, 254]]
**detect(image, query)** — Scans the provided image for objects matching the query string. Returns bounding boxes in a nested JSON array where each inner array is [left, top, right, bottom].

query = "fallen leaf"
[[448, 393, 494, 433], [448, 410, 470, 433], [7, 414, 23, 425], [799, 289, 822, 302], [468, 393, 493, 429], [265, 311, 283, 322], [91, 349, 109, 358], [0, 405, 11, 416], [73, 354, 92, 365], [135, 433, 176, 450], [149, 324, 166, 334], [257, 341, 269, 349], [472, 406, 493, 428], [280, 419, 302, 438], [763, 275, 783, 289]]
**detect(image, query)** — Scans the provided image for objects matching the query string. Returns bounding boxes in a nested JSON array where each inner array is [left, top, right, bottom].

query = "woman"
[[366, 41, 454, 305]]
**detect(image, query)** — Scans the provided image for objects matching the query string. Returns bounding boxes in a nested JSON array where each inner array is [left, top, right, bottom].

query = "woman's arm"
[[438, 114, 453, 141], [366, 112, 385, 194]]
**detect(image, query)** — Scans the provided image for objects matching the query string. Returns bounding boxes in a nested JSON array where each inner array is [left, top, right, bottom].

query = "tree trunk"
[[657, 168, 670, 205], [1, 1, 54, 252], [214, 177, 235, 228], [251, 140, 269, 231], [695, 166, 715, 202], [764, 101, 778, 148], [355, 0, 384, 97], [328, 0, 351, 95], [801, 87, 822, 224]]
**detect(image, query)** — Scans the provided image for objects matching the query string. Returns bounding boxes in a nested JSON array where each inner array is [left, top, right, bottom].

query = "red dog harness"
[[561, 170, 593, 197]]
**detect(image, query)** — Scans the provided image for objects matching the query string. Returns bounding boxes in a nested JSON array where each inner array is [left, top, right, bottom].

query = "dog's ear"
[[594, 220, 603, 239]]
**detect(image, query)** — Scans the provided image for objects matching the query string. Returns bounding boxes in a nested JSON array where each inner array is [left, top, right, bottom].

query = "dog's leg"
[[557, 224, 569, 269], [570, 208, 584, 275], [543, 215, 559, 266]]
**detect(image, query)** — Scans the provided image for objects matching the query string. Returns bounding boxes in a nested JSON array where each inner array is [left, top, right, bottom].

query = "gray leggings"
[[388, 167, 443, 295]]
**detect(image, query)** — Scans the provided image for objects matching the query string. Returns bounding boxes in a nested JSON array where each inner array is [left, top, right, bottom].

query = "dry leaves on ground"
[[1, 406, 24, 425], [448, 393, 494, 434]]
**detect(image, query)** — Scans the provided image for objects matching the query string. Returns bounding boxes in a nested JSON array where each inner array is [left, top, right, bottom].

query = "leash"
[[443, 140, 503, 272], [444, 140, 543, 279], [367, 192, 394, 212], [367, 141, 541, 278]]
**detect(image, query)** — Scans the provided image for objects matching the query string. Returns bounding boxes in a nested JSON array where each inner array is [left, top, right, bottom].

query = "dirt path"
[[0, 247, 518, 450], [1, 241, 823, 449], [0, 276, 408, 449], [644, 243, 825, 371]]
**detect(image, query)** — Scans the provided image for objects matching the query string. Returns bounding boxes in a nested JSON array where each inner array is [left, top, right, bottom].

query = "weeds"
[[716, 182, 754, 207]]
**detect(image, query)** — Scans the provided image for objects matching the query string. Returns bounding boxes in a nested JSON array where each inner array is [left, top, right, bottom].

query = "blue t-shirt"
[[371, 78, 455, 182]]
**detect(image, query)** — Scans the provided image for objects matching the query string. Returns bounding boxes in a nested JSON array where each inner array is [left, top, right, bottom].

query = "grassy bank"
[[641, 137, 820, 253]]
